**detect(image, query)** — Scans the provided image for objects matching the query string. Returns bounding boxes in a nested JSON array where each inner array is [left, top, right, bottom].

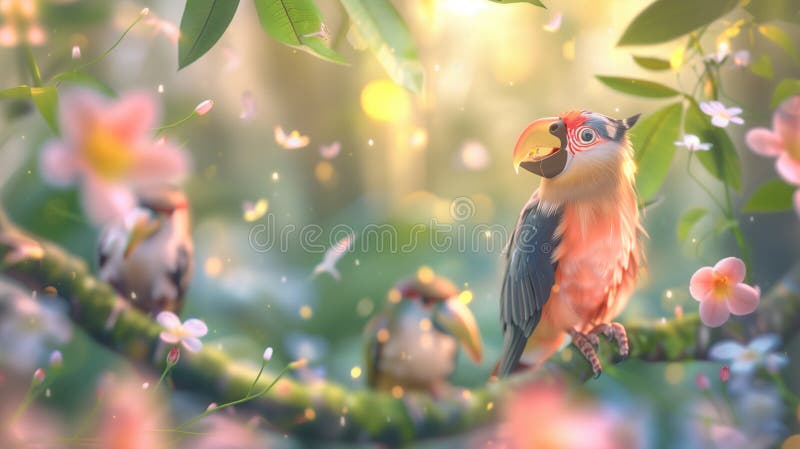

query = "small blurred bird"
[[497, 110, 644, 378], [364, 274, 483, 395], [311, 233, 355, 281], [97, 186, 194, 316]]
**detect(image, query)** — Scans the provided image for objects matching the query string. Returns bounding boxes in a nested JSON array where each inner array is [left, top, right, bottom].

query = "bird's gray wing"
[[363, 313, 389, 388], [497, 201, 562, 377]]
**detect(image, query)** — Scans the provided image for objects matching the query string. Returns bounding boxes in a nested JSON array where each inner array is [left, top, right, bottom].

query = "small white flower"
[[700, 101, 744, 128], [263, 347, 273, 362], [709, 333, 788, 376], [675, 134, 712, 152], [733, 50, 750, 67], [156, 311, 208, 353]]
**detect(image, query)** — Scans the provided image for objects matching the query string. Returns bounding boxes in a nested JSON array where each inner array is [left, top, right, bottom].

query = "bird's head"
[[137, 185, 189, 216], [393, 276, 483, 363], [512, 110, 640, 195]]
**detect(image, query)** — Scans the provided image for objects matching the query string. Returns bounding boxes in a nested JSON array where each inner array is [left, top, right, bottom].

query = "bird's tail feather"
[[498, 326, 527, 378]]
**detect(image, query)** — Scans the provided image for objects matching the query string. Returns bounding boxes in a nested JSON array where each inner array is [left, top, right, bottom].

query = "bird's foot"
[[589, 322, 629, 358], [568, 329, 602, 378]]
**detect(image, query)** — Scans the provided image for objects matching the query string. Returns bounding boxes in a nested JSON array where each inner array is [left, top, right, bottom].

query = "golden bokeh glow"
[[360, 80, 411, 122]]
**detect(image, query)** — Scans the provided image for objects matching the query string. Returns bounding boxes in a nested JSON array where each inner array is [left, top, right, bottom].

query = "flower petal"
[[159, 331, 180, 344], [80, 175, 136, 226], [711, 116, 729, 128], [714, 257, 746, 283], [747, 333, 779, 353], [728, 283, 760, 315], [181, 336, 203, 353], [745, 128, 784, 157], [699, 299, 730, 327], [730, 358, 757, 375], [59, 88, 106, 145], [776, 153, 800, 185], [39, 142, 79, 187], [689, 266, 715, 301], [156, 311, 181, 329], [106, 91, 159, 142], [182, 319, 208, 337], [130, 142, 190, 185], [708, 341, 746, 360], [729, 116, 744, 125]]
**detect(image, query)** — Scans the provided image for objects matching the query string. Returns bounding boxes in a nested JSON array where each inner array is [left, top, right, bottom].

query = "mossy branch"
[[1, 210, 799, 446]]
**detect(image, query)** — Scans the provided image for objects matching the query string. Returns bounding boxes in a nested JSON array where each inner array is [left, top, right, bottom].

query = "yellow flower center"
[[711, 273, 732, 300], [82, 125, 134, 180]]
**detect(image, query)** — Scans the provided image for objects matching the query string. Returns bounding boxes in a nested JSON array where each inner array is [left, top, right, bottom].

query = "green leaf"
[[685, 100, 742, 191], [742, 179, 796, 213], [750, 54, 773, 79], [677, 207, 707, 241], [746, 0, 800, 25], [596, 75, 680, 98], [254, 0, 346, 65], [51, 71, 116, 97], [178, 0, 240, 69], [629, 102, 683, 201], [632, 55, 671, 71], [340, 0, 423, 93], [758, 24, 799, 64], [0, 85, 32, 100], [30, 86, 59, 134], [488, 0, 545, 6], [618, 0, 738, 46], [772, 79, 800, 108]]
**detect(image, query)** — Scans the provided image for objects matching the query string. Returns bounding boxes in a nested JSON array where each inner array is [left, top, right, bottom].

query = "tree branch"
[[1, 210, 798, 446]]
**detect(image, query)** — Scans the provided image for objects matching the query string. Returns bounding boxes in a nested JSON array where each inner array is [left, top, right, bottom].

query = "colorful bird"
[[364, 275, 483, 395], [97, 186, 194, 316], [497, 110, 644, 378]]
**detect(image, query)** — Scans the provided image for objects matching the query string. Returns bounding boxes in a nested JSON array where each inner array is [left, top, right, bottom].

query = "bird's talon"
[[569, 329, 603, 377], [590, 322, 629, 358]]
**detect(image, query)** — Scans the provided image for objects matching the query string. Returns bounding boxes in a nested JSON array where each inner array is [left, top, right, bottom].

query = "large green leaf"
[[772, 79, 800, 108], [677, 207, 707, 242], [632, 55, 671, 71], [178, 0, 240, 69], [742, 179, 796, 213], [746, 0, 800, 24], [0, 85, 32, 100], [340, 0, 423, 93], [254, 0, 346, 65], [51, 71, 116, 97], [30, 86, 59, 134], [758, 24, 799, 64], [596, 75, 680, 98], [750, 54, 773, 79], [685, 100, 742, 191], [618, 0, 738, 46], [488, 0, 545, 6], [629, 102, 683, 201]]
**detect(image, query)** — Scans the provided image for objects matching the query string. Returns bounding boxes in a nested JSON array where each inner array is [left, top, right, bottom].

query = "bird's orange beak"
[[512, 117, 568, 178], [434, 298, 483, 363]]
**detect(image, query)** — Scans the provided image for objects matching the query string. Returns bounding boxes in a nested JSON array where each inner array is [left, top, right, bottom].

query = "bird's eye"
[[579, 127, 596, 143]]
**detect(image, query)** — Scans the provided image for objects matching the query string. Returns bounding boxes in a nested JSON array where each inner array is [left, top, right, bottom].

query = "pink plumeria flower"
[[700, 101, 744, 128], [689, 257, 760, 327], [675, 134, 712, 152], [156, 311, 208, 352], [39, 89, 190, 226], [745, 96, 800, 187]]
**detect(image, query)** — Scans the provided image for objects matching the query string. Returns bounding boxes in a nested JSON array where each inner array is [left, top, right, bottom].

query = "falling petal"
[[275, 126, 310, 150], [240, 90, 256, 121], [543, 12, 562, 32], [319, 141, 341, 159], [71, 45, 81, 59], [242, 198, 269, 222]]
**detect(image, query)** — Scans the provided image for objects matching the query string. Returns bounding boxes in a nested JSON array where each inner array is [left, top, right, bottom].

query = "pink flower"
[[95, 375, 168, 449], [156, 311, 207, 352], [695, 373, 710, 390], [194, 99, 214, 116], [166, 346, 180, 364], [745, 96, 800, 189], [689, 257, 760, 327], [39, 89, 190, 226]]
